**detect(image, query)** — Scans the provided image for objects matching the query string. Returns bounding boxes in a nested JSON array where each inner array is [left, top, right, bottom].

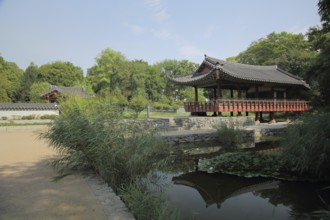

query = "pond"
[[157, 141, 330, 220]]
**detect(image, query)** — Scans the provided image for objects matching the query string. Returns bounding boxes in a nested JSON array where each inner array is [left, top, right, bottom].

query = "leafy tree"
[[145, 65, 165, 102], [126, 60, 148, 98], [231, 32, 316, 77], [306, 0, 330, 108], [39, 61, 84, 86], [154, 59, 199, 103], [0, 74, 11, 102], [0, 56, 23, 102], [129, 89, 149, 118], [20, 62, 40, 102], [318, 0, 330, 31], [87, 48, 130, 95], [29, 82, 50, 103]]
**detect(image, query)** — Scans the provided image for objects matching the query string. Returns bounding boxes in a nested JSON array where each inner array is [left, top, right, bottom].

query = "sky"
[[0, 0, 321, 74]]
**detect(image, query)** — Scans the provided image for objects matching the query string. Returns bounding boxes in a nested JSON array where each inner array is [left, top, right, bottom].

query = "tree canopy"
[[39, 61, 84, 86], [0, 56, 23, 102], [229, 32, 316, 77], [305, 0, 330, 108], [86, 48, 200, 107], [19, 62, 40, 102]]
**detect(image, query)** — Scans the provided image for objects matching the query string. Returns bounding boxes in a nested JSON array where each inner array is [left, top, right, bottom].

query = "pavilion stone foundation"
[[161, 125, 287, 145], [167, 116, 255, 130], [162, 130, 217, 145], [126, 116, 255, 131], [246, 126, 288, 142], [126, 117, 287, 145]]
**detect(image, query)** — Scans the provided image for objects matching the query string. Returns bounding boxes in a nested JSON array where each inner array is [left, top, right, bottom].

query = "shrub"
[[152, 102, 172, 110], [40, 114, 58, 120], [199, 152, 283, 178], [128, 95, 148, 118], [213, 123, 244, 150], [21, 115, 36, 120], [281, 112, 330, 179], [41, 98, 178, 219], [41, 98, 172, 189], [119, 177, 181, 220], [1, 116, 8, 120]]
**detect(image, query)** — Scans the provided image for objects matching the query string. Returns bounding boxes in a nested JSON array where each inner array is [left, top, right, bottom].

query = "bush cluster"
[[41, 98, 179, 219], [213, 123, 244, 150], [281, 112, 330, 180], [202, 112, 330, 181]]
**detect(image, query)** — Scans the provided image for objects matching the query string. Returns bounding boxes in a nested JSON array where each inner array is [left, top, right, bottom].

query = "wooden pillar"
[[270, 112, 276, 123], [217, 80, 222, 99], [245, 89, 249, 116], [213, 87, 217, 100], [255, 85, 260, 123], [194, 86, 198, 102], [255, 112, 260, 124], [230, 89, 234, 117], [269, 87, 276, 123], [284, 111, 289, 122], [284, 89, 289, 122], [217, 80, 222, 116], [237, 86, 242, 116], [255, 85, 259, 98], [212, 87, 217, 116], [191, 86, 199, 116]]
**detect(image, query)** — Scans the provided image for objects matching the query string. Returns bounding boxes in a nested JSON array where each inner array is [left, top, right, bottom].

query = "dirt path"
[[0, 128, 134, 220]]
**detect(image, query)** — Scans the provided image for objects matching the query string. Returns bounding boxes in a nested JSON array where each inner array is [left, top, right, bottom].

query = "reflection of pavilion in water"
[[172, 171, 279, 208]]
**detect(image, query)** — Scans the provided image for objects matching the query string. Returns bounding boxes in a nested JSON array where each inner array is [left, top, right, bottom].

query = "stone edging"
[[84, 173, 135, 220]]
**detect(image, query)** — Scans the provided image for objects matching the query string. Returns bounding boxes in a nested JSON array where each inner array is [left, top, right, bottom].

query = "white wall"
[[0, 110, 59, 120]]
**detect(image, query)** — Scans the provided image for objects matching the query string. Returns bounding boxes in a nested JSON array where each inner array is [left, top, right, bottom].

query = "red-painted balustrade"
[[184, 99, 309, 113]]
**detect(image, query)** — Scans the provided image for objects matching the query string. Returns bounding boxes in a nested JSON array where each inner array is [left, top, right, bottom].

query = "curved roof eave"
[[171, 55, 310, 89]]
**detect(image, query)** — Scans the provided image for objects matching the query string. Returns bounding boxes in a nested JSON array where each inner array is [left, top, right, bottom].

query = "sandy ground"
[[0, 128, 134, 220]]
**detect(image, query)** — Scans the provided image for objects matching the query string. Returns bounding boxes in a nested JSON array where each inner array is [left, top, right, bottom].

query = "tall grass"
[[213, 123, 244, 150], [281, 112, 330, 179], [119, 177, 181, 220], [41, 98, 179, 219]]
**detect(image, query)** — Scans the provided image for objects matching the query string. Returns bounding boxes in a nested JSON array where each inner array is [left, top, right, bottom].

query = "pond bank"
[[161, 121, 288, 145]]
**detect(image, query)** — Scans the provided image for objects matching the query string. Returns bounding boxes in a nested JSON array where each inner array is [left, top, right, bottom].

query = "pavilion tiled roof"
[[41, 85, 93, 98], [0, 103, 58, 111], [171, 55, 310, 89]]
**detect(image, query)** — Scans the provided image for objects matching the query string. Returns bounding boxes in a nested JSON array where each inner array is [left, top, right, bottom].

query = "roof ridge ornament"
[[215, 62, 220, 69], [215, 62, 224, 70]]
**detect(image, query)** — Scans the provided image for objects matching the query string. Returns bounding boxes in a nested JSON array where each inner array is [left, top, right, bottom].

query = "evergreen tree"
[[306, 0, 330, 108], [20, 62, 40, 101]]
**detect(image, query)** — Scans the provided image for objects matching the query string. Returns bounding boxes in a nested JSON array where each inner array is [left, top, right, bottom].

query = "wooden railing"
[[184, 99, 309, 113]]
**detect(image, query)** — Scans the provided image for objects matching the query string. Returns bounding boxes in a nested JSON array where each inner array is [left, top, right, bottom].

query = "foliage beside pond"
[[119, 177, 180, 220], [200, 152, 281, 177], [41, 98, 180, 220], [201, 112, 330, 182], [213, 123, 244, 150], [281, 112, 330, 179]]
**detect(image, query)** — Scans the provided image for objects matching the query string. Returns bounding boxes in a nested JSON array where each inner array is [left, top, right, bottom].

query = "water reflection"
[[161, 148, 330, 220], [167, 171, 330, 220], [173, 171, 279, 208]]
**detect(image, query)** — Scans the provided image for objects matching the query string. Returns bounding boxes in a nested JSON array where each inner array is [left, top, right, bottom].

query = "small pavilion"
[[170, 55, 310, 123], [41, 85, 93, 103]]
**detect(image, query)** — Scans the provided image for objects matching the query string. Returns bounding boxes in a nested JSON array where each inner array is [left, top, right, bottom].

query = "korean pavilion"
[[170, 55, 309, 123]]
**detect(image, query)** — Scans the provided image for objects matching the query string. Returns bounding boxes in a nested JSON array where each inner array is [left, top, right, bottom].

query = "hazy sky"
[[0, 0, 321, 73]]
